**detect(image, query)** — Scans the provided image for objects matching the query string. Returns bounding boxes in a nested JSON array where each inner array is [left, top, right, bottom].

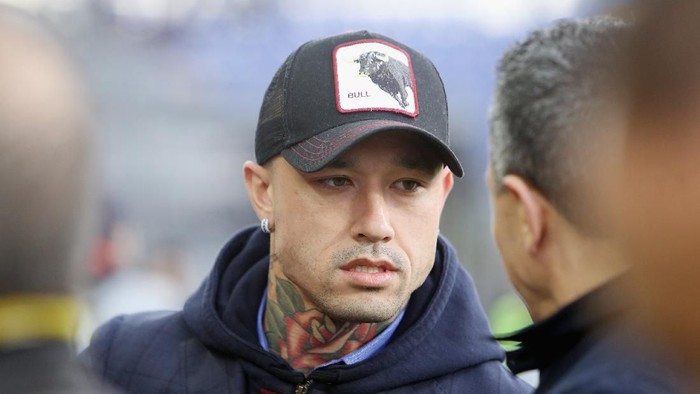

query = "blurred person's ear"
[[243, 161, 273, 220], [501, 175, 546, 255]]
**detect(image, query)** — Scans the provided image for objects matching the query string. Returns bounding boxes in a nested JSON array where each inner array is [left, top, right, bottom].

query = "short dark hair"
[[489, 17, 629, 227]]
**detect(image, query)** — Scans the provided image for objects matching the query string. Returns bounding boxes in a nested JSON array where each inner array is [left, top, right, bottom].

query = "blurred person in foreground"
[[617, 0, 700, 382], [486, 17, 684, 393], [82, 30, 531, 393], [0, 5, 116, 394]]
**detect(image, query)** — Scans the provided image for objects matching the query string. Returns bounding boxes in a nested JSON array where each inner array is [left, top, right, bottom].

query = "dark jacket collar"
[[182, 225, 508, 389], [502, 277, 628, 375]]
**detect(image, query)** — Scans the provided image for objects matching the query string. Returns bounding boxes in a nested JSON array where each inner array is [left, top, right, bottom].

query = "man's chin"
[[323, 300, 404, 324]]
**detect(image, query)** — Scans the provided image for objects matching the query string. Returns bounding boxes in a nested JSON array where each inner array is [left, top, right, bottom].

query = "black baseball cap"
[[255, 30, 463, 177]]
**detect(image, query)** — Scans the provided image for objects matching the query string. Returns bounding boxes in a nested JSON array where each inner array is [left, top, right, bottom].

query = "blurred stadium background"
[[1, 0, 619, 338]]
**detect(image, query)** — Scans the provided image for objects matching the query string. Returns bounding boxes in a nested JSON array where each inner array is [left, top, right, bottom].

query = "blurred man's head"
[[617, 0, 700, 373], [0, 7, 94, 294], [487, 17, 629, 320]]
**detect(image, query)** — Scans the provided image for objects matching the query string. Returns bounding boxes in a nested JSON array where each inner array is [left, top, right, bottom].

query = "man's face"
[[268, 131, 452, 323]]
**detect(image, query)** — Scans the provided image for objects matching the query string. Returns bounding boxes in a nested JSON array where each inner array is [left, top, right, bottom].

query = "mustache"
[[330, 244, 406, 270]]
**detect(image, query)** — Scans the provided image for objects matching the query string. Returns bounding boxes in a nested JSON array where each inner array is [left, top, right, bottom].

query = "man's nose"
[[351, 191, 395, 243]]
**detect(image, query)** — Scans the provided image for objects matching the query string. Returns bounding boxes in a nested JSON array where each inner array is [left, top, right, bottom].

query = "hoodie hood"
[[183, 225, 506, 391]]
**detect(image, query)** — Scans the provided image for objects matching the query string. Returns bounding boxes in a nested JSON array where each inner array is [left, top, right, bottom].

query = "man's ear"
[[501, 175, 546, 254], [440, 167, 454, 205], [243, 160, 273, 220]]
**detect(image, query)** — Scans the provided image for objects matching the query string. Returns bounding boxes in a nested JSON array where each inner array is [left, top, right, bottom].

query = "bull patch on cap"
[[334, 39, 419, 117]]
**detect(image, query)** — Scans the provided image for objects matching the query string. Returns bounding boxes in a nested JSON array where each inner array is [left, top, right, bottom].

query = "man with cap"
[[486, 17, 684, 393], [82, 31, 531, 393]]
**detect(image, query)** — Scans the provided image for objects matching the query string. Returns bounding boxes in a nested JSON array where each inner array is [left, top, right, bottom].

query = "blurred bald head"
[[0, 6, 94, 294], [616, 0, 700, 375]]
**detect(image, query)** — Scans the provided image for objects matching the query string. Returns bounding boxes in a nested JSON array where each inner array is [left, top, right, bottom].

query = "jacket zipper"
[[295, 380, 312, 394]]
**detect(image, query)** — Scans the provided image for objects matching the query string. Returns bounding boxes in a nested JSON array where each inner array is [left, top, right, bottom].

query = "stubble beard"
[[281, 242, 411, 324]]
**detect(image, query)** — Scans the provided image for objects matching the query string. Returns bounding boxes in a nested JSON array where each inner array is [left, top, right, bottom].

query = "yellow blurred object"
[[0, 295, 80, 345]]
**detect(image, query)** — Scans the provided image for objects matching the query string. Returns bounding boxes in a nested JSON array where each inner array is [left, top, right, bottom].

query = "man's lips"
[[340, 258, 397, 273], [339, 259, 397, 287]]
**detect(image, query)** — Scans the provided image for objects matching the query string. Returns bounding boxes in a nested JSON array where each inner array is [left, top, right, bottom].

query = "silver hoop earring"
[[261, 218, 271, 234]]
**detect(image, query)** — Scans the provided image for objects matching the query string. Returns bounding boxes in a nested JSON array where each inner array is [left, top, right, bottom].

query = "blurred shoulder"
[[81, 310, 190, 378]]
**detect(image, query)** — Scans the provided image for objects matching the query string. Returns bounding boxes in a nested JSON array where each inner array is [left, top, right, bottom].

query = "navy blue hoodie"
[[83, 226, 531, 393]]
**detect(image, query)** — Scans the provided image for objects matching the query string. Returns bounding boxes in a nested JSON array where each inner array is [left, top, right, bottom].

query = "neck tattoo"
[[264, 275, 390, 375]]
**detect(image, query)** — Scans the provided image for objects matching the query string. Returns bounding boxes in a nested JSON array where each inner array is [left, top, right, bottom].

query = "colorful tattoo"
[[264, 276, 390, 375]]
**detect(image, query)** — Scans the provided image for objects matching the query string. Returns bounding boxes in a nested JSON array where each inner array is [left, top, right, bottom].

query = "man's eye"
[[395, 180, 421, 192], [322, 177, 351, 188]]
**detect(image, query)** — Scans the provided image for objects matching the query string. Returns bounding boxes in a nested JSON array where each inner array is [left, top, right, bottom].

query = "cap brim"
[[281, 119, 464, 177]]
